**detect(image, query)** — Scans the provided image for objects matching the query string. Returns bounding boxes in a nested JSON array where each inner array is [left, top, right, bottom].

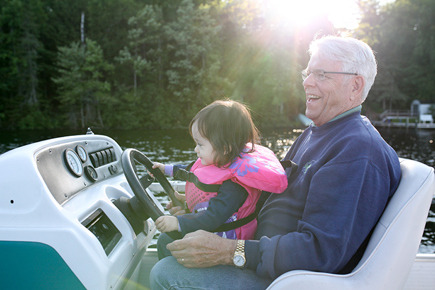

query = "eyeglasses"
[[302, 69, 358, 81]]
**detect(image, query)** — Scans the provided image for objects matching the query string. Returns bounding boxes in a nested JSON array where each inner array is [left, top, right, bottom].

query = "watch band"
[[233, 240, 246, 267], [236, 239, 245, 253]]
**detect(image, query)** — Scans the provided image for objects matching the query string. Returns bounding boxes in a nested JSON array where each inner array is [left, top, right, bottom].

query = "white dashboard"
[[0, 134, 156, 289]]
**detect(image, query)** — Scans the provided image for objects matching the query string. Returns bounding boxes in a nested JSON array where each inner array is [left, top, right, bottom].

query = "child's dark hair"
[[189, 99, 260, 168]]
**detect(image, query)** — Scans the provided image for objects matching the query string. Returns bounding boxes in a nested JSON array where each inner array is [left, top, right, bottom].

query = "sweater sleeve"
[[177, 180, 248, 236], [245, 158, 394, 279], [164, 164, 189, 176]]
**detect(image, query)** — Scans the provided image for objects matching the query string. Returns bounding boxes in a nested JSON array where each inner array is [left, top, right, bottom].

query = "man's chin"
[[305, 110, 314, 120]]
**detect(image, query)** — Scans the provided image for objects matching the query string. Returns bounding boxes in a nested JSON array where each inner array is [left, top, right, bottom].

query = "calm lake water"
[[0, 126, 434, 253]]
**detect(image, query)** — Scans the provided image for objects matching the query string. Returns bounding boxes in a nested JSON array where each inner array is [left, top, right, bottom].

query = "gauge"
[[65, 149, 83, 177], [85, 165, 98, 182], [76, 145, 88, 162]]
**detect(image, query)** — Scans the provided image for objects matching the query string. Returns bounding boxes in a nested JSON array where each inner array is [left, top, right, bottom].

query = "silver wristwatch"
[[233, 240, 246, 268]]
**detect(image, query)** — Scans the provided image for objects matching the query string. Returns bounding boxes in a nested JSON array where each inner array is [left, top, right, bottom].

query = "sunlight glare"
[[263, 0, 360, 29]]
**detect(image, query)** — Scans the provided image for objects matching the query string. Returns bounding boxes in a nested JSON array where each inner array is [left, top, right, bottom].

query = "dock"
[[372, 120, 435, 129], [371, 110, 435, 129]]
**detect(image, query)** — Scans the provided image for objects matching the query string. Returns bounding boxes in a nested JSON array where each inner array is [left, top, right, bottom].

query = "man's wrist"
[[225, 239, 238, 265]]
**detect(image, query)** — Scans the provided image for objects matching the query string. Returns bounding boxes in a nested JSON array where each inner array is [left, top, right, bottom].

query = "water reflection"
[[374, 127, 435, 253], [111, 129, 197, 165], [423, 206, 435, 253], [379, 127, 435, 167]]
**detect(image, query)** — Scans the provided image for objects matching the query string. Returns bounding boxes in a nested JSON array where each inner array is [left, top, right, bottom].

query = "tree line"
[[0, 0, 433, 130]]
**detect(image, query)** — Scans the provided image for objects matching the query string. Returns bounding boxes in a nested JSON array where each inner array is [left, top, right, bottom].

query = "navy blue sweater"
[[245, 112, 401, 279]]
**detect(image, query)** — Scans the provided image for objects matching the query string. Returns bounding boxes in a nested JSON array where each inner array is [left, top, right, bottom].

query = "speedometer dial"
[[65, 149, 83, 177]]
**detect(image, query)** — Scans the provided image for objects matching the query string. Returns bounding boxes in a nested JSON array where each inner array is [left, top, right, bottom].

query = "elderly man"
[[150, 36, 401, 290]]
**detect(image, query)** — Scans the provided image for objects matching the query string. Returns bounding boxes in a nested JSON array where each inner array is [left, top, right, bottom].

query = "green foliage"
[[115, 5, 163, 91], [0, 0, 50, 129], [52, 39, 113, 128], [4, 0, 432, 130], [355, 0, 435, 114], [163, 0, 223, 111]]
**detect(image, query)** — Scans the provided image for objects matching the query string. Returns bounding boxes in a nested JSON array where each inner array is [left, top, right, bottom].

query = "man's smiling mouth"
[[307, 95, 320, 103]]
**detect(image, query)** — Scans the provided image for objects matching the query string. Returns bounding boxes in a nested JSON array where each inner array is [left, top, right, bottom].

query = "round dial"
[[65, 149, 83, 177], [85, 165, 98, 182], [233, 254, 246, 267], [76, 145, 88, 162]]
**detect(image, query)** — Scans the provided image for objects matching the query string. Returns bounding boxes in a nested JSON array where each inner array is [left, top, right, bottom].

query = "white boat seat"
[[267, 158, 435, 290]]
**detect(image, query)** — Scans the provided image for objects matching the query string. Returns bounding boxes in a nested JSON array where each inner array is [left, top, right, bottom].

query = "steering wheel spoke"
[[121, 148, 184, 221], [139, 174, 154, 189]]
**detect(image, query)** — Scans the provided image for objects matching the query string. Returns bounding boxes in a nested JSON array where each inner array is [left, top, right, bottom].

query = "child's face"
[[191, 121, 216, 166]]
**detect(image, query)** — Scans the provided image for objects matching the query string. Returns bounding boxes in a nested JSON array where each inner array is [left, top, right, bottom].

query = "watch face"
[[233, 254, 246, 267]]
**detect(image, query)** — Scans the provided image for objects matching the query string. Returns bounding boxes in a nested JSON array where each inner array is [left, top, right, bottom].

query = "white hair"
[[308, 36, 377, 102]]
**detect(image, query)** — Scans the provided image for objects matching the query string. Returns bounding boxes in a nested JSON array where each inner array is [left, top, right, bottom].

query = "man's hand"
[[166, 230, 237, 268], [155, 216, 179, 232]]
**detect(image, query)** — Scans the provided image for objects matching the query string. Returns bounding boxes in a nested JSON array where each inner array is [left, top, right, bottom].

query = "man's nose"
[[303, 74, 316, 88]]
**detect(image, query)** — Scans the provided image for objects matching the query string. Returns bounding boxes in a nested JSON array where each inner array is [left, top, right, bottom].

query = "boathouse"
[[411, 100, 434, 123], [373, 100, 434, 128]]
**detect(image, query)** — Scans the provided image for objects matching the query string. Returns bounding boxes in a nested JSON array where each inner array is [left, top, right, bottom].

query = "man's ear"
[[350, 75, 365, 100]]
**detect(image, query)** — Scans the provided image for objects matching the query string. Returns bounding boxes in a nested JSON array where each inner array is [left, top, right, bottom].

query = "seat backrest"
[[268, 158, 435, 290]]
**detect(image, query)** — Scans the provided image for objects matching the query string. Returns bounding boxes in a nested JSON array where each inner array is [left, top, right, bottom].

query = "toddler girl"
[[153, 100, 288, 245]]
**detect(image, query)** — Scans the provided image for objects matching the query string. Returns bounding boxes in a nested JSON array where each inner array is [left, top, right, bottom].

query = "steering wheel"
[[121, 148, 184, 221]]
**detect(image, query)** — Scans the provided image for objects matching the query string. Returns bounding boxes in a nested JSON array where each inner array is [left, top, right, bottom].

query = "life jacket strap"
[[212, 210, 257, 232], [280, 160, 298, 175], [174, 161, 221, 192]]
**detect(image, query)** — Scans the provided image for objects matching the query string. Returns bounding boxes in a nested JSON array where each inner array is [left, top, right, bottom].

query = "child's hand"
[[167, 191, 187, 216], [152, 162, 165, 174], [155, 216, 179, 232]]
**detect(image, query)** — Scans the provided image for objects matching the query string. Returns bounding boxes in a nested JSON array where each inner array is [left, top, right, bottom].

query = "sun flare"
[[263, 0, 360, 29]]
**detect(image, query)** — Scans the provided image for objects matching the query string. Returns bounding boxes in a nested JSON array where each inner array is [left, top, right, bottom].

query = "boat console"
[[0, 134, 156, 289]]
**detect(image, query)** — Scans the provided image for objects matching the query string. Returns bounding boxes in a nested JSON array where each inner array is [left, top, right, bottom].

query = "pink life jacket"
[[183, 144, 288, 240]]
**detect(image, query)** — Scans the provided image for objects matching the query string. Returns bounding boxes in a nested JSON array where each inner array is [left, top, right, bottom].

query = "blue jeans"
[[150, 256, 273, 290], [157, 233, 174, 260], [151, 233, 273, 290]]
